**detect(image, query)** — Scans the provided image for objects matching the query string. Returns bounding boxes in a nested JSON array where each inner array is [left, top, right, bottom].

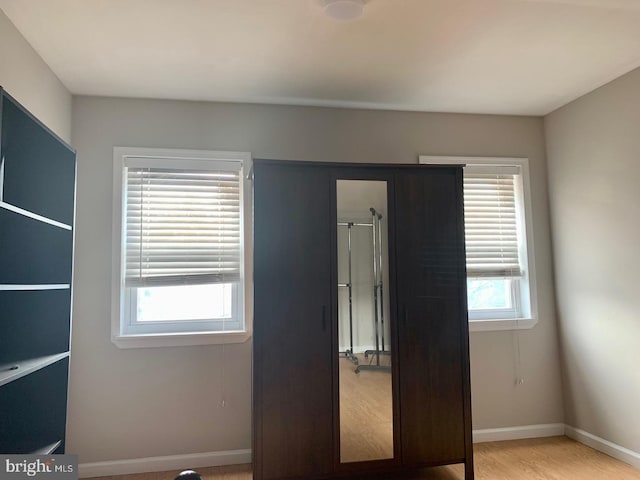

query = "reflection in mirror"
[[337, 180, 392, 463]]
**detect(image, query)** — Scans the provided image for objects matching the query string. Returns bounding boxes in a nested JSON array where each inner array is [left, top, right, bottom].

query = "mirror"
[[336, 180, 393, 463]]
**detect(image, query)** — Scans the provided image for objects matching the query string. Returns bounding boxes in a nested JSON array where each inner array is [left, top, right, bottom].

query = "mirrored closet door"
[[336, 179, 393, 464]]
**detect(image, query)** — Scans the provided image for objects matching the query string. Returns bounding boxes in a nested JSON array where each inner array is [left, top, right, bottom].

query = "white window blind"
[[124, 166, 241, 288], [463, 165, 523, 278]]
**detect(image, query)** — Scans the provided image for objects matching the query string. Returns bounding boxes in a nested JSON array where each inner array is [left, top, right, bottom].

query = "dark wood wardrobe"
[[252, 160, 473, 480]]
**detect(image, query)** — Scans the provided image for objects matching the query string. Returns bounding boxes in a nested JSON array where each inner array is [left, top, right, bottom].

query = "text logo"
[[0, 456, 77, 480]]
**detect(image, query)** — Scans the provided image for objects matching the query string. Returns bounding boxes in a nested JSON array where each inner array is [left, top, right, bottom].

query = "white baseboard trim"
[[473, 423, 565, 443], [565, 425, 640, 468], [77, 424, 640, 477], [78, 449, 251, 478]]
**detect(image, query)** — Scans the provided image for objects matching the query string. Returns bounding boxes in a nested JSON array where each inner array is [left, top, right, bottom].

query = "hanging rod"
[[337, 222, 373, 227]]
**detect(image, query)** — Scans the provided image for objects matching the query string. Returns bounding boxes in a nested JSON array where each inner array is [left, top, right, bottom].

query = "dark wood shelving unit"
[[0, 87, 76, 454]]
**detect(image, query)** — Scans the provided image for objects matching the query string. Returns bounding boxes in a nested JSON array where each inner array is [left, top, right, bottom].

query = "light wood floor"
[[339, 353, 393, 462], [90, 436, 640, 480]]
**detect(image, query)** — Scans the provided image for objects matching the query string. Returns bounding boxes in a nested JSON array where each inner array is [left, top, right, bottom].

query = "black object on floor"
[[175, 470, 202, 480]]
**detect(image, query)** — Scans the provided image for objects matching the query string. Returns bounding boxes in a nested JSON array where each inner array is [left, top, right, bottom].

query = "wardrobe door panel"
[[395, 169, 467, 465], [253, 163, 333, 480]]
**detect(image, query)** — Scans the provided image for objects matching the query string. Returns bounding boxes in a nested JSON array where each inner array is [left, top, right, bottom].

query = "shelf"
[[0, 289, 72, 364], [0, 352, 69, 387], [0, 207, 73, 284], [0, 201, 72, 231], [1, 91, 76, 226], [0, 356, 69, 454], [0, 284, 70, 291], [31, 440, 62, 455]]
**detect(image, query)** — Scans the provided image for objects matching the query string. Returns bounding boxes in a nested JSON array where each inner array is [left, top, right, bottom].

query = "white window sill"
[[469, 317, 537, 332], [111, 330, 252, 349]]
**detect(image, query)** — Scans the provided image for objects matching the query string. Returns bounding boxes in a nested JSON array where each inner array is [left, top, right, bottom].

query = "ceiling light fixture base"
[[322, 0, 365, 21]]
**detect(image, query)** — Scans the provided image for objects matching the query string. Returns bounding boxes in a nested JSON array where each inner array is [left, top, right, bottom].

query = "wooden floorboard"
[[472, 436, 640, 480], [339, 353, 393, 463], [88, 436, 640, 480]]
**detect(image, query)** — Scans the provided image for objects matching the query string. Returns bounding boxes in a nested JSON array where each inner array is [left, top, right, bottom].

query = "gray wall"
[[0, 9, 71, 141], [69, 95, 564, 462], [545, 67, 640, 453]]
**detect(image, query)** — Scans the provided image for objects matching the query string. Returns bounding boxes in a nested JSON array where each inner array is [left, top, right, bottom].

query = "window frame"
[[111, 147, 252, 348], [123, 283, 243, 335], [419, 155, 538, 332]]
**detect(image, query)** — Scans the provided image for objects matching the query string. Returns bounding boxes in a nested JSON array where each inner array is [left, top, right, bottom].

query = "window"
[[112, 147, 251, 348], [419, 156, 537, 331]]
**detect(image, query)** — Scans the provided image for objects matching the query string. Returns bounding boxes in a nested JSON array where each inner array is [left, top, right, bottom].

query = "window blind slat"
[[464, 172, 522, 278], [124, 167, 242, 287]]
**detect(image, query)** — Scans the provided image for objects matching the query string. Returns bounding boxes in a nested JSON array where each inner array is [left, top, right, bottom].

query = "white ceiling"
[[2, 0, 640, 116]]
